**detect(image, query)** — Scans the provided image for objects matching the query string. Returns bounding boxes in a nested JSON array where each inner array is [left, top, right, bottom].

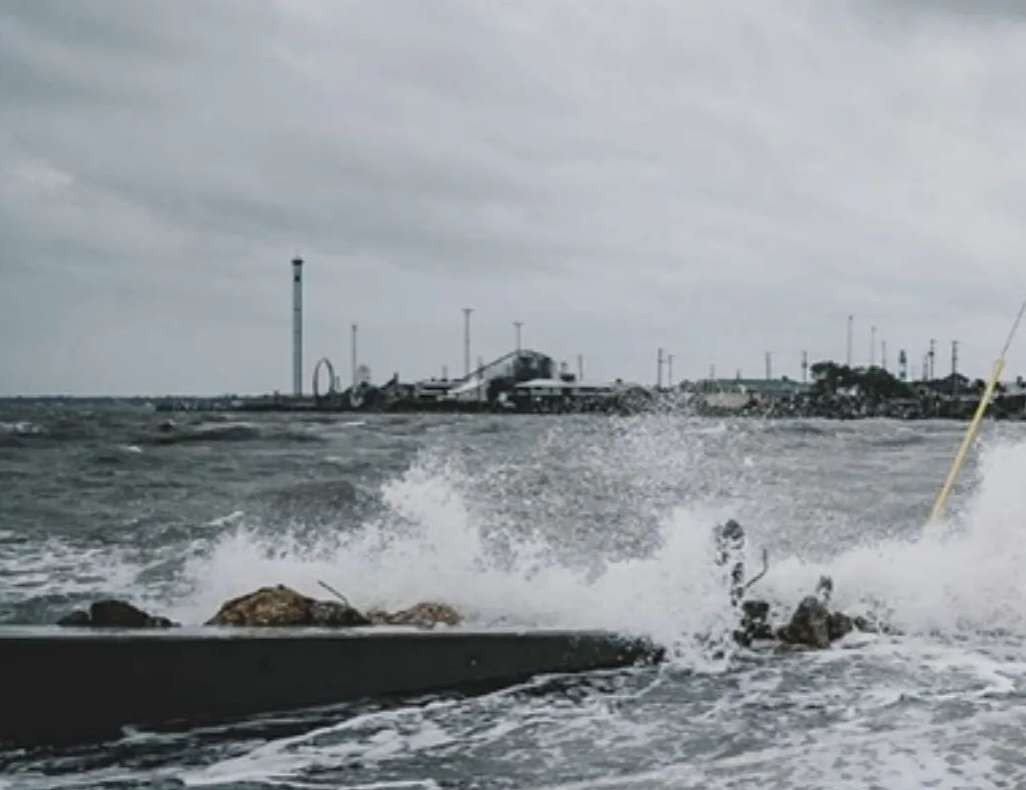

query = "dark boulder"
[[56, 610, 91, 626], [733, 599, 774, 646], [206, 585, 371, 627], [777, 596, 832, 649], [57, 600, 177, 628], [776, 595, 860, 649], [828, 610, 854, 641]]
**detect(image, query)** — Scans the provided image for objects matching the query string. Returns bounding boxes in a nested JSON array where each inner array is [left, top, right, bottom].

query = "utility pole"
[[709, 364, 716, 381], [951, 340, 959, 394], [350, 323, 358, 387], [657, 347, 664, 388], [870, 325, 877, 367], [462, 308, 473, 378], [801, 350, 808, 383], [846, 314, 854, 367], [577, 354, 583, 382], [881, 340, 888, 372], [513, 321, 523, 352], [929, 338, 936, 380], [667, 354, 674, 387], [898, 349, 908, 381], [765, 351, 772, 380], [442, 364, 448, 381]]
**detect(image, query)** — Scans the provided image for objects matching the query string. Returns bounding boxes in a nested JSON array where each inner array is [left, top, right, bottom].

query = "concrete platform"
[[0, 626, 661, 745]]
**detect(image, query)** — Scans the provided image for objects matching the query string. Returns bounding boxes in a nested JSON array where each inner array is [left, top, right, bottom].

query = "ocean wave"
[[144, 421, 327, 445], [148, 421, 263, 444], [0, 420, 44, 436]]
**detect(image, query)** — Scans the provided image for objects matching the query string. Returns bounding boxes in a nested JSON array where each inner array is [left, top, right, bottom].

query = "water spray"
[[929, 299, 1026, 522]]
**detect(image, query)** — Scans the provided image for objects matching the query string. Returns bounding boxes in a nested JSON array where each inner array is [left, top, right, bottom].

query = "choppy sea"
[[2, 404, 1026, 789]]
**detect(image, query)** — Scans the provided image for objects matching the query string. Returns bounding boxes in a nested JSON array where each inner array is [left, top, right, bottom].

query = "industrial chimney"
[[292, 257, 303, 397]]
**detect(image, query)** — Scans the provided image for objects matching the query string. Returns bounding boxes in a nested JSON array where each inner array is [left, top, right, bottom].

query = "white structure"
[[292, 257, 303, 396]]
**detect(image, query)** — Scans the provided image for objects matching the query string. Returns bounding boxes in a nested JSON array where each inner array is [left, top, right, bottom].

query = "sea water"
[[2, 405, 1025, 788]]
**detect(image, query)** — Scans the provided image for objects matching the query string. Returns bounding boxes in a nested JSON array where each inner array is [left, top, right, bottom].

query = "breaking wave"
[[167, 459, 738, 668], [761, 437, 1026, 635], [164, 423, 1026, 663]]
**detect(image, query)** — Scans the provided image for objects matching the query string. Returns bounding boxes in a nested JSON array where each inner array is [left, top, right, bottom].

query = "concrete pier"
[[0, 627, 660, 745]]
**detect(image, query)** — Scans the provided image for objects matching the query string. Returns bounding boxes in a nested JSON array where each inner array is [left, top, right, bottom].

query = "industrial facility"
[[150, 258, 1026, 420]]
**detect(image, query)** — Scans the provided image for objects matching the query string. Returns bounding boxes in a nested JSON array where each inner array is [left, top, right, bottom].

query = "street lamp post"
[[462, 308, 473, 378]]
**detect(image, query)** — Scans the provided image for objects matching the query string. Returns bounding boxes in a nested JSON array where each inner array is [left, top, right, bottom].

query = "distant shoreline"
[[2, 393, 1024, 422]]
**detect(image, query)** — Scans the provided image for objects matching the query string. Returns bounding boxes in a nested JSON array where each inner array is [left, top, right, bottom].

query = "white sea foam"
[[204, 509, 245, 528], [169, 466, 738, 665], [166, 432, 1026, 664], [0, 420, 43, 435], [758, 438, 1026, 636]]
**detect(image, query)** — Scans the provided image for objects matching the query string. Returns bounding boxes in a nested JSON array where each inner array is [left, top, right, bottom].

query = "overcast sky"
[[3, 1, 1026, 395]]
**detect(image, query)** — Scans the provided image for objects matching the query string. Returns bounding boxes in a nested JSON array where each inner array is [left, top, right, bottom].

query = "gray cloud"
[[3, 0, 1026, 394]]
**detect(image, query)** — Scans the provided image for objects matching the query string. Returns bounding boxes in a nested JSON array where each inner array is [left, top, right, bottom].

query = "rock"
[[777, 595, 832, 649], [733, 599, 775, 646], [828, 610, 854, 641], [56, 610, 91, 626], [309, 600, 372, 627], [741, 599, 770, 623], [366, 601, 463, 628], [57, 600, 177, 628], [206, 585, 370, 627], [207, 586, 310, 626]]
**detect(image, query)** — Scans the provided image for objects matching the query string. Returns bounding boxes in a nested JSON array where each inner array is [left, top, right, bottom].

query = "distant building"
[[416, 350, 556, 404]]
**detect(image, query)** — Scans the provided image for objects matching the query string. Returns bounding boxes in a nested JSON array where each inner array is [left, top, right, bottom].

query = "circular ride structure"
[[312, 357, 337, 399]]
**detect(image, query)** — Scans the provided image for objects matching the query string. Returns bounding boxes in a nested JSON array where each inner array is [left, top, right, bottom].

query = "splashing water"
[[167, 420, 1026, 659], [169, 450, 740, 667], [760, 437, 1026, 636], [8, 408, 1026, 787]]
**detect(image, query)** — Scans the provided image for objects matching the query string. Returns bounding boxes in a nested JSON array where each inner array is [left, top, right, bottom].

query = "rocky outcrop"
[[776, 596, 832, 648], [57, 600, 177, 628], [828, 610, 854, 641], [206, 585, 371, 627], [367, 601, 463, 628], [774, 595, 857, 650]]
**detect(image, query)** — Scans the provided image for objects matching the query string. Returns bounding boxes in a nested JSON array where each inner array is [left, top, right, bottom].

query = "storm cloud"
[[2, 1, 1026, 394]]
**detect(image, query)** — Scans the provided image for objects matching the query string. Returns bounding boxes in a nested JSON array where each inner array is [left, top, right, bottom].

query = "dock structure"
[[0, 626, 659, 745]]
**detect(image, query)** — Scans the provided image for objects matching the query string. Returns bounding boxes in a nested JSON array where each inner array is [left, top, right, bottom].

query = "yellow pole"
[[928, 357, 1005, 522]]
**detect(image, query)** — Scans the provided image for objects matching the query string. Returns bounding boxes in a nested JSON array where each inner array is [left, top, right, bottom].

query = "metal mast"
[[350, 323, 358, 387], [846, 315, 853, 367], [291, 257, 303, 397], [462, 308, 473, 378]]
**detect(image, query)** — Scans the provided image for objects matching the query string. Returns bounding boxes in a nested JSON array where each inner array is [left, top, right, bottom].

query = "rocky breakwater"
[[206, 585, 462, 629], [735, 577, 891, 651], [56, 585, 465, 630]]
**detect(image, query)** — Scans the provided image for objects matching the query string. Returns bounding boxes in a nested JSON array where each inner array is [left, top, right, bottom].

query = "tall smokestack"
[[292, 257, 303, 397]]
